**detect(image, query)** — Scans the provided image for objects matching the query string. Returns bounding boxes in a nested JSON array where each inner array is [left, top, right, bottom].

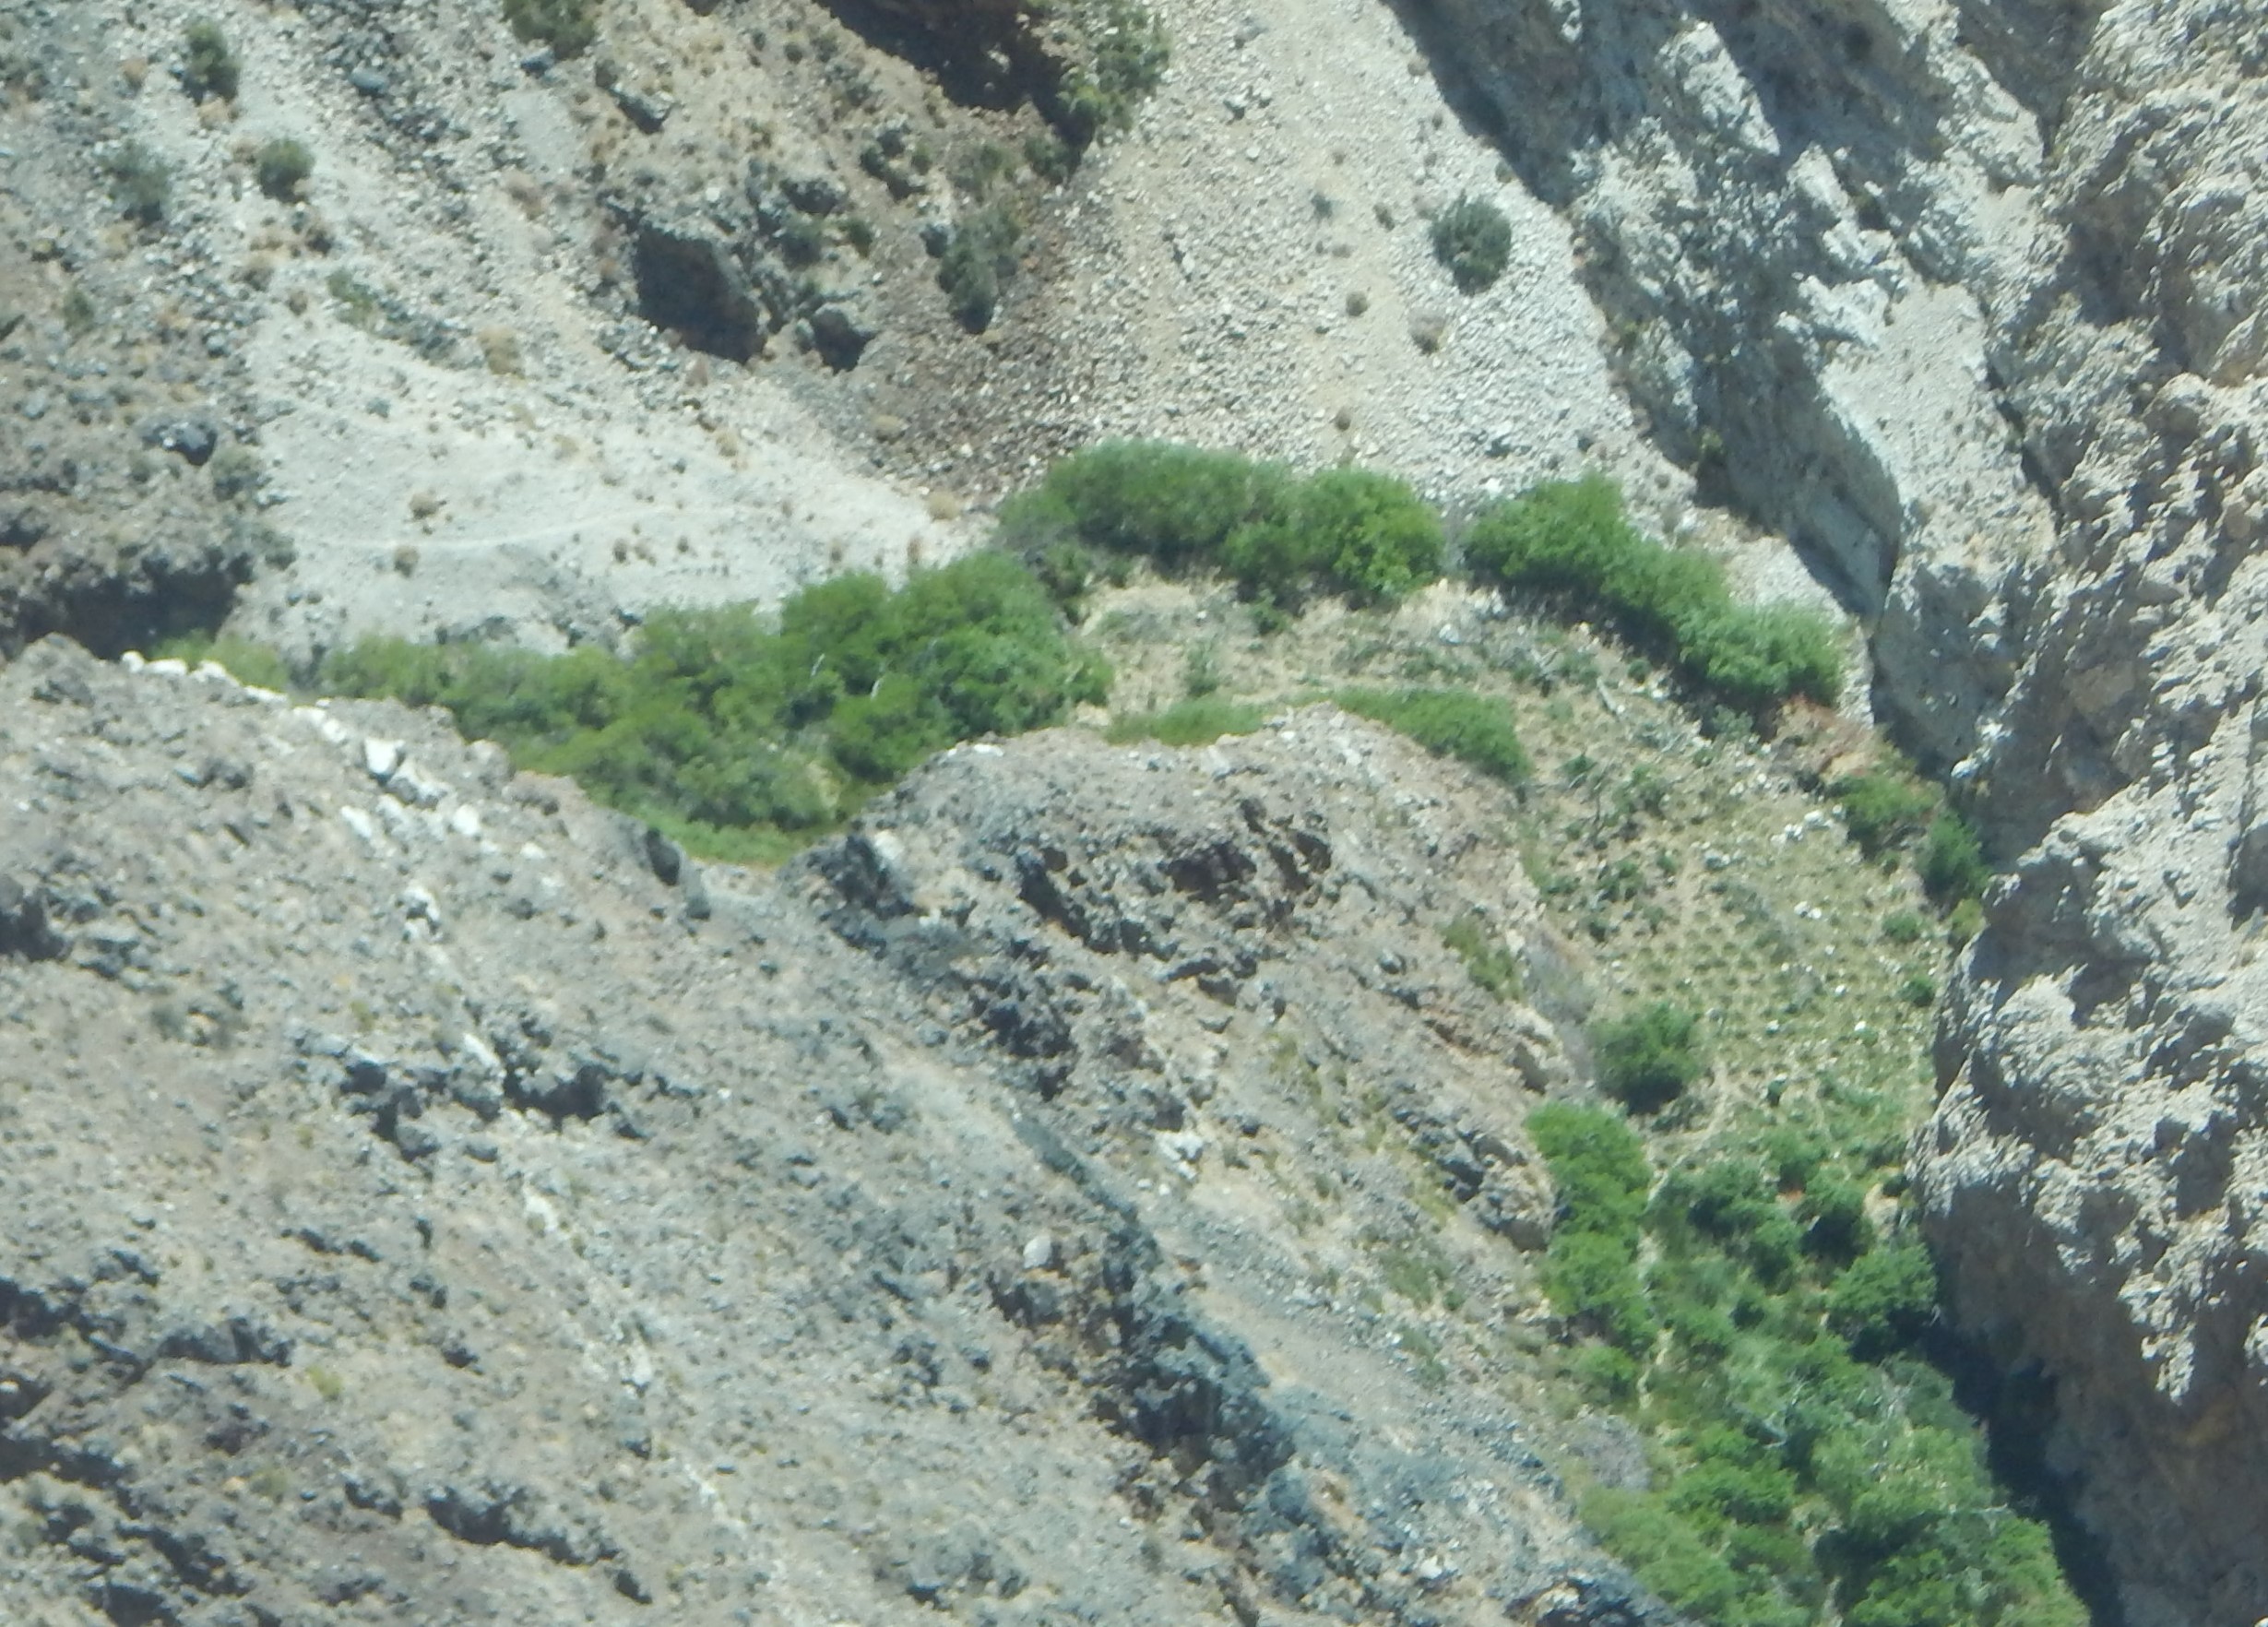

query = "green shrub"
[[1104, 697, 1264, 747], [255, 138, 314, 201], [1799, 1176, 1875, 1262], [1003, 442, 1289, 565], [1880, 909, 1927, 944], [1918, 812, 1988, 906], [1651, 1159, 1803, 1287], [1669, 1459, 1799, 1528], [107, 143, 172, 224], [503, 0, 597, 57], [1825, 1241, 1939, 1360], [1227, 467, 1443, 606], [1430, 195, 1512, 293], [1583, 1492, 1749, 1621], [1594, 1000, 1707, 1111], [1463, 475, 1841, 714], [1000, 445, 1443, 610], [1572, 1343, 1642, 1406], [322, 552, 1104, 854], [1528, 1102, 1650, 1241], [939, 206, 1021, 331], [1336, 688, 1529, 783], [1054, 0, 1168, 145], [1835, 770, 1938, 858], [1543, 1229, 1656, 1352], [183, 19, 239, 101], [1677, 603, 1844, 714]]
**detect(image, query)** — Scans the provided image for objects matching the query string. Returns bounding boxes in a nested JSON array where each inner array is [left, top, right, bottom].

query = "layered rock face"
[[1403, 0, 2268, 1619], [1914, 20, 2268, 1627]]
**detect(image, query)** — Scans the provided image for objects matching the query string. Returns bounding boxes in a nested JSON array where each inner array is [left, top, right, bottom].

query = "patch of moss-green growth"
[[1336, 688, 1528, 783], [1594, 1000, 1707, 1112], [1104, 696, 1264, 747], [503, 0, 597, 57], [1430, 195, 1513, 293], [151, 633, 295, 692], [322, 552, 1106, 858], [1443, 912, 1521, 999]]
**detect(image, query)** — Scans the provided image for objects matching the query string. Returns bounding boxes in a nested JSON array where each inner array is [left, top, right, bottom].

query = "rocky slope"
[[0, 637, 1685, 1627]]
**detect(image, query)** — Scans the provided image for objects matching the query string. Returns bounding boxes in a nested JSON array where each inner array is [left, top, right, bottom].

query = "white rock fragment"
[[363, 738, 403, 781], [1021, 1233, 1056, 1271]]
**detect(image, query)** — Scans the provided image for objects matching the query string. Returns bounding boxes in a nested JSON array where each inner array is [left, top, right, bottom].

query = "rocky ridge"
[[0, 636, 1675, 1627]]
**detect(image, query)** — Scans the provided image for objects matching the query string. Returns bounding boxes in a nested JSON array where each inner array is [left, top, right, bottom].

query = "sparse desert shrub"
[[938, 205, 1021, 331], [1594, 1000, 1707, 1111], [107, 142, 172, 224], [1881, 909, 1928, 945], [503, 0, 597, 57], [183, 19, 239, 102], [1336, 687, 1529, 783], [1055, 0, 1168, 146], [208, 445, 264, 503], [1431, 195, 1512, 292], [255, 137, 314, 200]]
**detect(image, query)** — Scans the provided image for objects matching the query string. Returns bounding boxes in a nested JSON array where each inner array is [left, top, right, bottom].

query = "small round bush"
[[503, 0, 597, 57], [255, 138, 315, 201], [183, 19, 239, 102], [1431, 195, 1512, 293], [1595, 1001, 1707, 1111], [107, 143, 173, 225]]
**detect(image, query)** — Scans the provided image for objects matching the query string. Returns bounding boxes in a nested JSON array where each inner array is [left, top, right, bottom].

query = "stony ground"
[[0, 635, 1710, 1627]]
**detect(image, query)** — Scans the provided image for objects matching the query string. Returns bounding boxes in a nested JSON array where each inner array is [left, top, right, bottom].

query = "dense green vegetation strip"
[[1003, 443, 1842, 716], [318, 553, 1106, 861], [1531, 1102, 2083, 1627]]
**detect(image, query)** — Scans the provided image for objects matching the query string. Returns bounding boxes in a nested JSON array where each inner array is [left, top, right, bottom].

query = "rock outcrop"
[[1399, 0, 2268, 1619], [0, 639, 1664, 1627]]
